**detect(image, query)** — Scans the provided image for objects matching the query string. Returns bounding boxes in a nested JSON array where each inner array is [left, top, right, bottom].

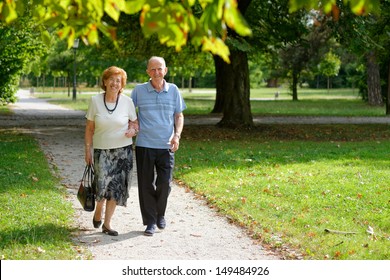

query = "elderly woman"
[[84, 66, 138, 236]]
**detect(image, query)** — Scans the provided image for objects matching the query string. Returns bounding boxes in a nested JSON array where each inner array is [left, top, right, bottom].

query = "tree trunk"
[[292, 70, 299, 101], [327, 76, 330, 93], [213, 50, 253, 128], [211, 0, 252, 119], [53, 77, 56, 94], [67, 72, 71, 97], [188, 77, 192, 93], [212, 55, 224, 113], [366, 51, 383, 106], [42, 74, 45, 93], [387, 60, 390, 115]]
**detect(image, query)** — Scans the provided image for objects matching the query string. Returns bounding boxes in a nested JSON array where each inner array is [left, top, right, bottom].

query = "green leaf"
[[32, 5, 47, 20], [159, 24, 186, 51], [142, 6, 166, 34], [57, 26, 71, 40], [182, 0, 196, 6], [323, 1, 334, 13], [14, 0, 25, 17], [98, 23, 117, 41], [124, 0, 146, 14], [40, 29, 52, 46], [66, 30, 76, 48], [87, 24, 99, 44], [200, 2, 220, 34], [223, 0, 252, 37], [289, 0, 380, 15], [104, 0, 123, 22], [1, 0, 18, 23], [201, 36, 230, 63], [348, 0, 381, 15]]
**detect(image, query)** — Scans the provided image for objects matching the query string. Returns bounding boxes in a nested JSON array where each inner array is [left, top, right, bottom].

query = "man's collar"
[[147, 79, 168, 93]]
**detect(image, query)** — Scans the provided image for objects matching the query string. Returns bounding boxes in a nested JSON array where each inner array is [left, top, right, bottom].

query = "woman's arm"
[[85, 120, 95, 165]]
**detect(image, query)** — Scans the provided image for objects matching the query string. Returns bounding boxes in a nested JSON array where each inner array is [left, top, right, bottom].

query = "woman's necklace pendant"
[[104, 93, 119, 114]]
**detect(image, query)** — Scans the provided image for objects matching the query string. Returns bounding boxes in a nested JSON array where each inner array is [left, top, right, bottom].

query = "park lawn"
[[0, 106, 12, 115], [175, 124, 390, 260], [183, 98, 386, 116], [181, 87, 360, 99], [32, 88, 386, 116], [0, 130, 88, 260]]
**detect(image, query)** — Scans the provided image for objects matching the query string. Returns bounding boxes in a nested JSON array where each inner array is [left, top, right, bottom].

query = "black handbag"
[[77, 164, 96, 212]]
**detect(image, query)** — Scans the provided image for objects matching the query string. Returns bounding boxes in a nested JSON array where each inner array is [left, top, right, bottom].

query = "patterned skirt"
[[93, 145, 133, 207]]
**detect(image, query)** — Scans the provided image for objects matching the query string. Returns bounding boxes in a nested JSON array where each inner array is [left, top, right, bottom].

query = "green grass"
[[175, 125, 390, 260], [181, 88, 384, 116], [0, 106, 12, 115], [0, 130, 86, 260], [181, 87, 360, 99], [30, 87, 386, 116]]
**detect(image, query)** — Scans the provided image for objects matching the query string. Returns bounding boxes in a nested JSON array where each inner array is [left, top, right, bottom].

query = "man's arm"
[[170, 112, 184, 152], [174, 112, 184, 138]]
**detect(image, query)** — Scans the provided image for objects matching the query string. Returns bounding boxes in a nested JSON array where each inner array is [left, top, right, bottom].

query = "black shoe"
[[157, 216, 166, 230], [144, 224, 156, 236], [93, 218, 102, 228], [102, 224, 118, 236]]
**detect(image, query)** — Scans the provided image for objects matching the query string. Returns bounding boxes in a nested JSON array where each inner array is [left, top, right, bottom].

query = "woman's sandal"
[[93, 218, 102, 228], [102, 224, 118, 236]]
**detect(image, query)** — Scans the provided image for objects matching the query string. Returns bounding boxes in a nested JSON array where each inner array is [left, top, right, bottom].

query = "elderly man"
[[131, 56, 187, 236]]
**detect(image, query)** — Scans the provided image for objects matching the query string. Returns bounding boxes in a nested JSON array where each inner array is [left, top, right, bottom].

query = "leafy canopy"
[[0, 0, 251, 63], [0, 0, 381, 63]]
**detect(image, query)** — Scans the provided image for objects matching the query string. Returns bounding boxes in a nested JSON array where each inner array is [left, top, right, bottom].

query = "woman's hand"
[[125, 128, 137, 138], [126, 120, 139, 138], [85, 148, 93, 165]]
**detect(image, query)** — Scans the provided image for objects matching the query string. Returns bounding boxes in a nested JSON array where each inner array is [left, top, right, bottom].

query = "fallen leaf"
[[366, 226, 374, 235], [36, 247, 45, 253]]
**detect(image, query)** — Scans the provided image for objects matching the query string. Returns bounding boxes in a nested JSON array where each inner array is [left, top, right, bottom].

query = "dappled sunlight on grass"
[[0, 130, 81, 260], [175, 125, 390, 259]]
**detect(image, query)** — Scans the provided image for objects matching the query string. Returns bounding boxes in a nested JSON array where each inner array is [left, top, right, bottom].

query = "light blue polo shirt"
[[131, 80, 186, 149]]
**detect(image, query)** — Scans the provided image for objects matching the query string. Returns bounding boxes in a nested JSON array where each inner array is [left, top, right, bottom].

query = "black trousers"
[[135, 147, 174, 226]]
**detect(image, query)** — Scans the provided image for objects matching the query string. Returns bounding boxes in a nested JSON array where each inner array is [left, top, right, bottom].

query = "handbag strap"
[[82, 164, 94, 186], [88, 164, 94, 181], [81, 165, 89, 182]]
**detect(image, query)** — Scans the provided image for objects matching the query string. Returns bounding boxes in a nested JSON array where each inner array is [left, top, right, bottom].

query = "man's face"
[[146, 59, 167, 80]]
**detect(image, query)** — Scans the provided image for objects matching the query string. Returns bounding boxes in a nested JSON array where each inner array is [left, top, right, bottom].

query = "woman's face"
[[105, 74, 122, 93]]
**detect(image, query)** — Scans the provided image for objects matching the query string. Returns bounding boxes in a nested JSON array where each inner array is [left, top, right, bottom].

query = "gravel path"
[[1, 90, 282, 260]]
